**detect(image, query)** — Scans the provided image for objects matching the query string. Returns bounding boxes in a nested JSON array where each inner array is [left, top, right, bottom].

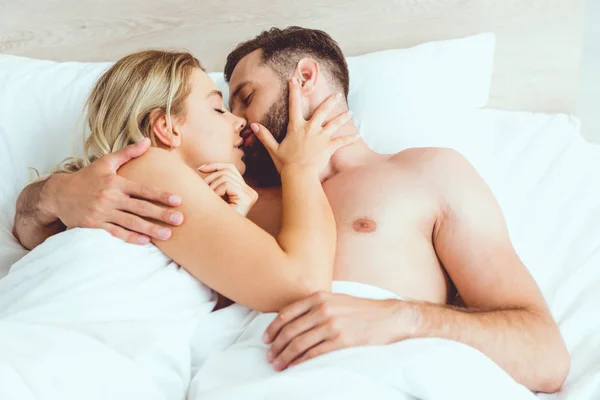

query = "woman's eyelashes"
[[214, 108, 226, 114]]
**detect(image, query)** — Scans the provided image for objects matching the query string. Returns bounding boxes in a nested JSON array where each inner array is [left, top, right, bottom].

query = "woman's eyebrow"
[[206, 90, 223, 99]]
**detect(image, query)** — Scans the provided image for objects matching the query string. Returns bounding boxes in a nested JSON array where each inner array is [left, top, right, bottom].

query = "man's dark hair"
[[224, 26, 349, 97]]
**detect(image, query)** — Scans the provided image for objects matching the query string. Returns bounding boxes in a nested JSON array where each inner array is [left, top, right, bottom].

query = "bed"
[[1, 0, 599, 399]]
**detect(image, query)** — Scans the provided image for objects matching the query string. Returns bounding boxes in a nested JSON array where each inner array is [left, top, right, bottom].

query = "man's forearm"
[[394, 301, 569, 393], [13, 175, 66, 250]]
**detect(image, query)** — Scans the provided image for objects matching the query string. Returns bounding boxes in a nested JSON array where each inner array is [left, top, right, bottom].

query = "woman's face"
[[177, 68, 247, 174]]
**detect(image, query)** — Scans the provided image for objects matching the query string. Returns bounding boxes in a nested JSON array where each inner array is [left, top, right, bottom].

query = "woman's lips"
[[241, 128, 255, 148]]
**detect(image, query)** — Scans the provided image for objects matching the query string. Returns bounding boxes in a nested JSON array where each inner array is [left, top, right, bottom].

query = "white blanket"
[[0, 228, 216, 400], [189, 311, 536, 400]]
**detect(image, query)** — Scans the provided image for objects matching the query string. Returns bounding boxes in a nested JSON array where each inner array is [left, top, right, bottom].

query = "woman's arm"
[[120, 77, 355, 312], [119, 149, 325, 312]]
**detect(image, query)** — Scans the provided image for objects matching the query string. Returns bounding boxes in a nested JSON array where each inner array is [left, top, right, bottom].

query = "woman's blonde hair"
[[60, 50, 202, 173]]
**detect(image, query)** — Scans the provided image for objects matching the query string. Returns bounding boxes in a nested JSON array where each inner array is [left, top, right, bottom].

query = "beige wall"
[[578, 0, 600, 143]]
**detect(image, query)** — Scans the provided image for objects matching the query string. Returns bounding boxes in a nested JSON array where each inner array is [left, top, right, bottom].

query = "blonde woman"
[[57, 50, 354, 312], [0, 50, 354, 397]]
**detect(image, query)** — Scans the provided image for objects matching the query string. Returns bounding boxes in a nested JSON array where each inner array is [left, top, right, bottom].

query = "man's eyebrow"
[[229, 81, 251, 108], [207, 90, 223, 99]]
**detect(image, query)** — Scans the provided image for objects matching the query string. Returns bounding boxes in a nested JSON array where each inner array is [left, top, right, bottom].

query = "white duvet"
[[189, 311, 536, 400], [0, 228, 535, 399], [0, 110, 599, 399], [0, 228, 216, 400]]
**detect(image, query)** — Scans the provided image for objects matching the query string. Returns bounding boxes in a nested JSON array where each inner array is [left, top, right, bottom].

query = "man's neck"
[[320, 122, 386, 182]]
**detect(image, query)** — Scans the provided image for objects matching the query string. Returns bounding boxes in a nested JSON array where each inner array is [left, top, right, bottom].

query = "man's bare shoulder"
[[388, 147, 468, 171], [387, 147, 475, 184]]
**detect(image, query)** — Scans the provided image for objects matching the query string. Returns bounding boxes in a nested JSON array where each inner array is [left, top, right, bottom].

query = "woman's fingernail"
[[250, 123, 259, 133], [291, 77, 298, 84], [168, 195, 181, 205], [197, 164, 206, 170], [158, 228, 171, 240], [266, 351, 274, 362], [138, 236, 150, 244], [170, 212, 183, 224]]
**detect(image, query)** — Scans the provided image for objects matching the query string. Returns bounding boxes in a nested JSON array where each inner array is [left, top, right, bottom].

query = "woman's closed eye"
[[214, 108, 226, 114]]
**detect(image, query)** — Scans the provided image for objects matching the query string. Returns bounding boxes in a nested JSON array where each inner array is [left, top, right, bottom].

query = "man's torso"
[[250, 148, 450, 304]]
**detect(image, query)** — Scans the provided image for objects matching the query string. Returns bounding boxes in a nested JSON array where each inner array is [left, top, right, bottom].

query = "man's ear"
[[293, 58, 319, 96], [150, 109, 182, 148]]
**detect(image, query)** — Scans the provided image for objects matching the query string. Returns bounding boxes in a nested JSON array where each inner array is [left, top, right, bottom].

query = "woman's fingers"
[[322, 110, 353, 137], [251, 123, 278, 152], [309, 92, 343, 130], [327, 135, 360, 155], [287, 69, 304, 128], [202, 169, 245, 187], [198, 162, 243, 178]]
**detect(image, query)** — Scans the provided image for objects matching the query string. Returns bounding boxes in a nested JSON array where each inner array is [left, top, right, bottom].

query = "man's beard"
[[243, 87, 289, 187]]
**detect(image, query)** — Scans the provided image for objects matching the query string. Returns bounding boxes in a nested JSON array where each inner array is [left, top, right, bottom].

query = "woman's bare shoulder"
[[117, 147, 216, 205]]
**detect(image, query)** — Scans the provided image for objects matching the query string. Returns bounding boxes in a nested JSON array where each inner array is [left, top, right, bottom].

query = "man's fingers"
[[327, 134, 360, 155], [104, 138, 151, 171], [273, 323, 336, 371], [112, 211, 172, 241], [121, 197, 183, 227], [251, 123, 279, 153], [264, 292, 324, 344], [288, 340, 339, 368], [309, 92, 343, 130], [322, 111, 353, 137], [268, 308, 328, 362], [123, 179, 181, 207], [101, 223, 151, 245]]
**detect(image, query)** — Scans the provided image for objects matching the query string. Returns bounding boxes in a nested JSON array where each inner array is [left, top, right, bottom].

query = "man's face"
[[229, 50, 288, 186]]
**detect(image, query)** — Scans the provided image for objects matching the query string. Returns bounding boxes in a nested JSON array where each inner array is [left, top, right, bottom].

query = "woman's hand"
[[199, 163, 258, 217], [250, 73, 357, 174]]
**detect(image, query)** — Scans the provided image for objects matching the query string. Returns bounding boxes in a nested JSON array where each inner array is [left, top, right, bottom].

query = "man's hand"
[[263, 291, 405, 371], [53, 138, 184, 244]]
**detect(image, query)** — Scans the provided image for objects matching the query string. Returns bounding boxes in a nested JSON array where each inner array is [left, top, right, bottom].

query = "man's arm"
[[262, 149, 569, 393], [13, 139, 183, 250], [13, 175, 67, 250], [402, 149, 569, 392]]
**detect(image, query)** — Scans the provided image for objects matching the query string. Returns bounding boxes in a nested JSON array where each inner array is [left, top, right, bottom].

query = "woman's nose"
[[233, 115, 247, 134]]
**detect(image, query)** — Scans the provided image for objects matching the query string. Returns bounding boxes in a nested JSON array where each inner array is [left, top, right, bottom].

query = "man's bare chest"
[[322, 166, 437, 238]]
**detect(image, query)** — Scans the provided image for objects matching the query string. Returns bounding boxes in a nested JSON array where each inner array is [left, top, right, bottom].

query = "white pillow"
[[0, 33, 495, 179], [347, 33, 495, 150], [0, 124, 28, 276], [0, 33, 495, 272]]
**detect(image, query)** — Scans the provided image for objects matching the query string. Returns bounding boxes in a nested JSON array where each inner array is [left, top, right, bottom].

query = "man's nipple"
[[352, 217, 377, 233]]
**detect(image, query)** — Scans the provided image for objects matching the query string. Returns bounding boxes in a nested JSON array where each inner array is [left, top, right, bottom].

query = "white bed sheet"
[[1, 109, 599, 399], [361, 108, 600, 399]]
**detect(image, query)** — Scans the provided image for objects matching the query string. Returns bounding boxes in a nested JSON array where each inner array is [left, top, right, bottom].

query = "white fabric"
[[0, 33, 494, 187], [0, 32, 599, 399], [369, 109, 600, 400], [0, 228, 216, 400], [188, 283, 534, 400], [347, 33, 495, 145], [331, 280, 402, 300]]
